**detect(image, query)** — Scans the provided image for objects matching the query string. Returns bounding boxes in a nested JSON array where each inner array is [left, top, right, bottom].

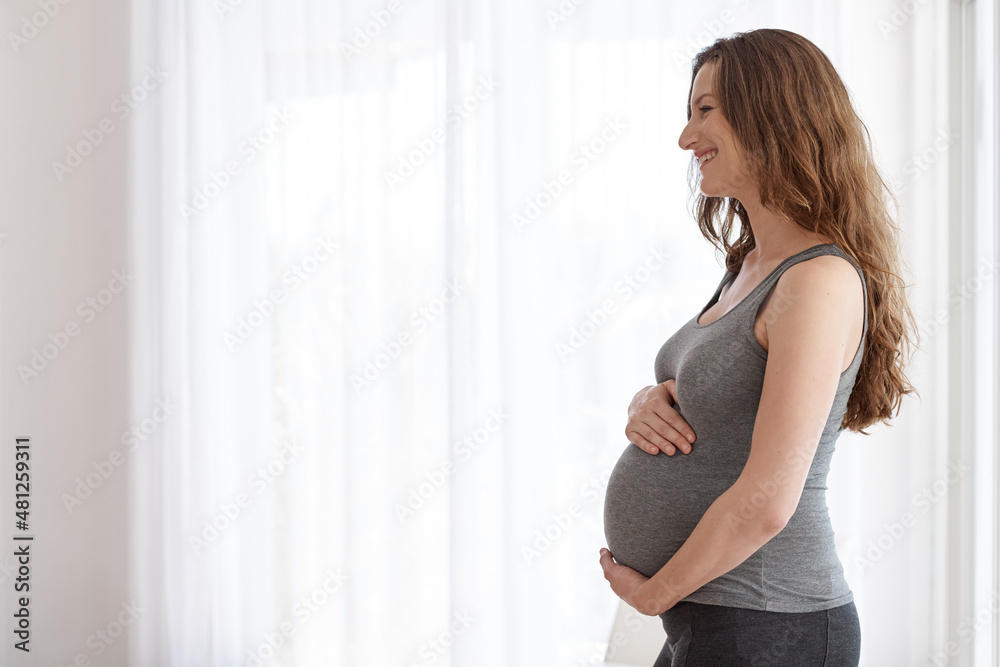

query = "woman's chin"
[[699, 185, 732, 199]]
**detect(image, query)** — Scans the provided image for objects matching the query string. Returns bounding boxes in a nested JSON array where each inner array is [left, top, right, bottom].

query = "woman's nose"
[[678, 122, 695, 151]]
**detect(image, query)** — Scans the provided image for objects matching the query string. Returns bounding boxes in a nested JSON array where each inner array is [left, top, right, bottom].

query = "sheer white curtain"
[[126, 1, 994, 665]]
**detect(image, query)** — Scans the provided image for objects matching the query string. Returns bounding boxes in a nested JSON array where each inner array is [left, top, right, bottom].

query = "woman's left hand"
[[599, 548, 663, 616]]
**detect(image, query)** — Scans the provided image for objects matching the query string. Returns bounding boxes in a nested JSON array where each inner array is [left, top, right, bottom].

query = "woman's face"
[[677, 61, 753, 200]]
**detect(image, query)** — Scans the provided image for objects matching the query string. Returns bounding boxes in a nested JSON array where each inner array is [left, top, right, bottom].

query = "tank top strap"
[[733, 243, 868, 336]]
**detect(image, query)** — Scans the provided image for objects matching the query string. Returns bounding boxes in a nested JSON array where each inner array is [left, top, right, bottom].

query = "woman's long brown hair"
[[686, 28, 919, 434]]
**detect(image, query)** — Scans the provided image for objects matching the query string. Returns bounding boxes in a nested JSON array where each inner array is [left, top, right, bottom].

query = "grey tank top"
[[603, 243, 867, 613]]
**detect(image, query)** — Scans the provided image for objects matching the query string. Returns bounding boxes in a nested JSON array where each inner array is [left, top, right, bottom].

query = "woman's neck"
[[738, 198, 834, 270]]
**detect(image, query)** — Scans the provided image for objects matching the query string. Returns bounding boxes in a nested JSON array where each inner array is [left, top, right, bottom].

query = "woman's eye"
[[699, 106, 713, 114]]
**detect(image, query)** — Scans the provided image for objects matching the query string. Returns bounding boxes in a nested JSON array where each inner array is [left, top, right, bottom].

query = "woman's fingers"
[[656, 409, 696, 448], [627, 419, 688, 456], [625, 380, 696, 456], [626, 409, 695, 455], [627, 432, 671, 456], [643, 415, 692, 454], [648, 394, 695, 444]]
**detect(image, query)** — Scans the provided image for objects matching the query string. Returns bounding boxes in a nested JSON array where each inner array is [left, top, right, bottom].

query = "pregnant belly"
[[603, 443, 733, 578]]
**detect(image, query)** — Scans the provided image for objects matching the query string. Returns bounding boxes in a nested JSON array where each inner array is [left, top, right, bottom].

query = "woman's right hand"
[[625, 379, 696, 456]]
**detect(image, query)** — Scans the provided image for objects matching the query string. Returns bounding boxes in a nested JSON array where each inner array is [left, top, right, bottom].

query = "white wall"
[[1, 1, 134, 664]]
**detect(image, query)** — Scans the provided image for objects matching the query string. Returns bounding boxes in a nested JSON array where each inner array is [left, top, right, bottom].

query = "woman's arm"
[[601, 256, 865, 615]]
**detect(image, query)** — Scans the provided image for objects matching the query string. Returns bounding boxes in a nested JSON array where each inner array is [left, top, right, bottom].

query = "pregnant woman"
[[599, 29, 918, 666]]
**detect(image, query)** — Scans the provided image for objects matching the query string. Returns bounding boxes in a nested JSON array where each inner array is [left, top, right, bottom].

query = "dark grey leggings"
[[654, 601, 861, 666]]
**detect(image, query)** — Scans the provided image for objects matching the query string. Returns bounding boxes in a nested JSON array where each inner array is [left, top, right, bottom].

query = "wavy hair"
[[685, 28, 918, 434]]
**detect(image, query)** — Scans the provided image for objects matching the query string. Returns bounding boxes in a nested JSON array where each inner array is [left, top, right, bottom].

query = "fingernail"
[[687, 434, 695, 442]]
